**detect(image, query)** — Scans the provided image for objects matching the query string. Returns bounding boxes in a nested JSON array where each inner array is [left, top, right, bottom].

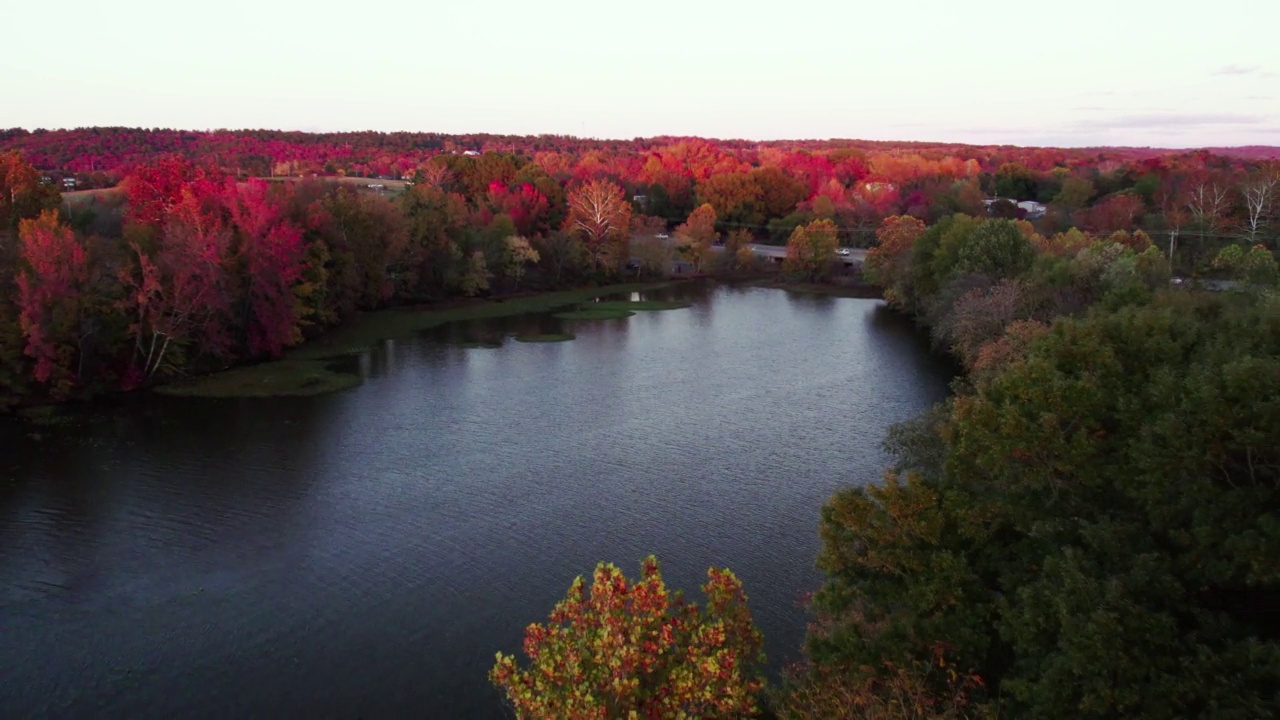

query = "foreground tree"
[[811, 293, 1280, 719], [491, 555, 766, 720]]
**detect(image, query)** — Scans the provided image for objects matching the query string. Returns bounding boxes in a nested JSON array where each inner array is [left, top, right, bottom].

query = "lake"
[[0, 282, 953, 718]]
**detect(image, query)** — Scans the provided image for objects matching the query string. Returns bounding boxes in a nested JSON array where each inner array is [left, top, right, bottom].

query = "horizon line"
[[4, 125, 1278, 154]]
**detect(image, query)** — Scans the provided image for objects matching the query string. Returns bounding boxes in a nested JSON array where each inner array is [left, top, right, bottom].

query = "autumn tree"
[[1, 152, 60, 232], [751, 165, 809, 220], [485, 181, 551, 237], [491, 555, 766, 720], [865, 215, 927, 305], [122, 156, 210, 228], [15, 211, 88, 398], [676, 203, 719, 273], [226, 180, 306, 357], [784, 219, 840, 281], [120, 184, 234, 380], [696, 171, 762, 227], [566, 179, 632, 273]]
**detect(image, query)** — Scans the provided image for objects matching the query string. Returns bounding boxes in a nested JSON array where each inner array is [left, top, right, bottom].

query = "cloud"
[[1070, 113, 1268, 131], [1213, 64, 1260, 76]]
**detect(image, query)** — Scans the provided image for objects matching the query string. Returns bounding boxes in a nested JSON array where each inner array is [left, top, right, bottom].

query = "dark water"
[[0, 283, 952, 719]]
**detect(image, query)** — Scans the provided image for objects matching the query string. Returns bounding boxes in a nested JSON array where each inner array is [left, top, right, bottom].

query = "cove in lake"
[[0, 282, 953, 719]]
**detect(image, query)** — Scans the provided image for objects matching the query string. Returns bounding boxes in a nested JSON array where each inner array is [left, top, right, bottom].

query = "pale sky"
[[4, 0, 1278, 148]]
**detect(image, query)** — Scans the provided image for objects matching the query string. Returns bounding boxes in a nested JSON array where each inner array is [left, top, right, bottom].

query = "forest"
[[2, 129, 1277, 413], [2, 129, 1278, 717]]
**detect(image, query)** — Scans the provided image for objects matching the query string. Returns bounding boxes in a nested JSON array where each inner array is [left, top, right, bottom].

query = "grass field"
[[59, 175, 410, 208], [61, 187, 124, 208]]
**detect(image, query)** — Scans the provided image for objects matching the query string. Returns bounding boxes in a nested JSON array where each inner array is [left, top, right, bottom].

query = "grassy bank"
[[163, 281, 679, 398], [155, 360, 364, 398], [290, 281, 677, 360]]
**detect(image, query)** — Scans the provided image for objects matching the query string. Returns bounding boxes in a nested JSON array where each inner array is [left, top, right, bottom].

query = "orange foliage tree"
[[865, 215, 927, 304], [491, 555, 766, 720], [676, 203, 719, 273]]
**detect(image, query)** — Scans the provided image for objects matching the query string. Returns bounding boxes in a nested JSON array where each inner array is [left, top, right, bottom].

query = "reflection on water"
[[0, 282, 952, 719]]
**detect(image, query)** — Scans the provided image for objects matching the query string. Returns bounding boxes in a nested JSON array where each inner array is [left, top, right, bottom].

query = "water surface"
[[0, 283, 952, 718]]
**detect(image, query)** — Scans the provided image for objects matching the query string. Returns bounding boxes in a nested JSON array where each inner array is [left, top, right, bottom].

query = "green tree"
[[1050, 177, 1094, 221], [503, 235, 539, 290], [809, 293, 1280, 719], [993, 163, 1038, 201], [784, 218, 839, 281]]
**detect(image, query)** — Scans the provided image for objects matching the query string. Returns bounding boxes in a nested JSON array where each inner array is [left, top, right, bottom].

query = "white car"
[[657, 233, 670, 239], [836, 248, 851, 256]]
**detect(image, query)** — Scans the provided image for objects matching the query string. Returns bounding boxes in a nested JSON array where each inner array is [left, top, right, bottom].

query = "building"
[[984, 197, 1047, 220], [62, 177, 77, 189], [1016, 200, 1047, 219]]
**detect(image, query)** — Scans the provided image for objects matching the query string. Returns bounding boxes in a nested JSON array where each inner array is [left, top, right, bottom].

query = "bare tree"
[[1187, 181, 1231, 235], [1185, 180, 1233, 267], [1240, 172, 1278, 244]]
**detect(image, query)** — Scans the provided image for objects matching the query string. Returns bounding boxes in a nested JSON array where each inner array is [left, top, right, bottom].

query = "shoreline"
[[9, 275, 884, 417]]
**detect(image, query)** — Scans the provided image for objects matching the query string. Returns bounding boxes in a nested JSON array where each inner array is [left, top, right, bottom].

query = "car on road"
[[836, 248, 851, 256], [657, 233, 669, 239]]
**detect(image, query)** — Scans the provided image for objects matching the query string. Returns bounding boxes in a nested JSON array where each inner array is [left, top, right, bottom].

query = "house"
[[62, 177, 77, 189], [1016, 200, 1047, 219]]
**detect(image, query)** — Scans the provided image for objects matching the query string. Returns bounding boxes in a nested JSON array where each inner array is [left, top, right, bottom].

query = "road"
[[746, 244, 867, 265]]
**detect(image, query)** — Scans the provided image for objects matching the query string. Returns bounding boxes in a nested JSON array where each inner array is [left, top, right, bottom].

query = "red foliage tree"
[[15, 211, 87, 397], [122, 156, 213, 228], [484, 181, 551, 236], [226, 180, 307, 357], [1078, 193, 1145, 234], [120, 183, 234, 381]]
